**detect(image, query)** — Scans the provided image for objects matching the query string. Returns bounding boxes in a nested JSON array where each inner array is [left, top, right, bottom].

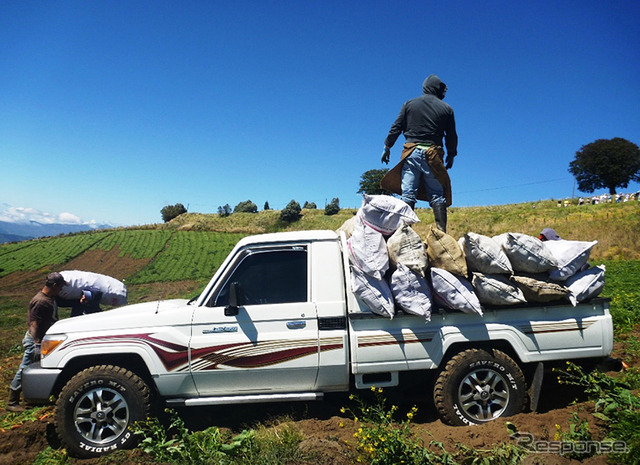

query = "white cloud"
[[0, 206, 91, 225]]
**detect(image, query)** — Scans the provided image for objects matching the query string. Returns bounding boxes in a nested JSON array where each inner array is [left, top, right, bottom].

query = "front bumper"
[[22, 361, 62, 403]]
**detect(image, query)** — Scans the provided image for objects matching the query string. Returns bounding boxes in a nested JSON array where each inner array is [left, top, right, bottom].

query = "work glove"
[[445, 153, 455, 169], [381, 147, 390, 164]]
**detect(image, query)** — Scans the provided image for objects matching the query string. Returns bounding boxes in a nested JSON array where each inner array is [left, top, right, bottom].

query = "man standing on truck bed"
[[381, 74, 458, 232], [7, 272, 66, 412]]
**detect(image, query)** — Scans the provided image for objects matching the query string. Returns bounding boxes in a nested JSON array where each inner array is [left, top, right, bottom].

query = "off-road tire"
[[433, 348, 526, 426], [55, 365, 151, 458]]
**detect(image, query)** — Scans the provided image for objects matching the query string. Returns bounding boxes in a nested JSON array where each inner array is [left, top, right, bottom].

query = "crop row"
[[127, 231, 246, 284], [90, 229, 173, 259], [0, 232, 113, 277]]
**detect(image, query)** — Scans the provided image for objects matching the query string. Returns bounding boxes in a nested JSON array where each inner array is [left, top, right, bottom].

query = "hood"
[[423, 74, 447, 99], [47, 298, 192, 334]]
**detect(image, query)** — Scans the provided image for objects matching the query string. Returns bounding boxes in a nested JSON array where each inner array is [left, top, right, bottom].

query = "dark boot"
[[432, 203, 447, 233], [7, 388, 25, 413]]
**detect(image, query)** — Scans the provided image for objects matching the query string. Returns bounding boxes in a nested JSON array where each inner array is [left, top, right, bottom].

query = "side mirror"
[[224, 282, 241, 316]]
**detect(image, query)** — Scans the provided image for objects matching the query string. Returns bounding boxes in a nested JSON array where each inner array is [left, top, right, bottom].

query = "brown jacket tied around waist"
[[380, 143, 452, 207]]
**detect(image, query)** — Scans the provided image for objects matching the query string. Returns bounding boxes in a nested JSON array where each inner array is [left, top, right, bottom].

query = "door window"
[[214, 249, 307, 307]]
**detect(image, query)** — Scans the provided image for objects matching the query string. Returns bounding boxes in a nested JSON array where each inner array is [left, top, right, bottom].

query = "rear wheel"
[[55, 365, 151, 458], [434, 348, 526, 425]]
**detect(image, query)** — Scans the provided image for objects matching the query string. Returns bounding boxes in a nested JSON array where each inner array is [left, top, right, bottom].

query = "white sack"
[[390, 263, 432, 321], [430, 267, 483, 316], [545, 240, 598, 281], [566, 265, 605, 306], [59, 270, 128, 306], [472, 272, 527, 306], [347, 216, 389, 280], [459, 232, 513, 275], [497, 233, 557, 273], [387, 220, 428, 277], [358, 194, 419, 235], [350, 266, 395, 318]]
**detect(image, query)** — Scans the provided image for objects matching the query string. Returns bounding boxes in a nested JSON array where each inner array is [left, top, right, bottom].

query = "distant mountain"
[[0, 220, 113, 244]]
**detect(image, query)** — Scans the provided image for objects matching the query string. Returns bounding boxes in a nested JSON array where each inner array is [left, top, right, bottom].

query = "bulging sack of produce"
[[347, 216, 389, 280], [426, 227, 468, 278], [390, 263, 432, 321], [351, 266, 395, 318], [566, 265, 605, 306], [336, 215, 357, 239], [59, 270, 127, 306], [430, 267, 483, 316], [471, 272, 526, 306], [387, 220, 428, 277], [510, 275, 570, 303], [357, 194, 419, 235], [495, 233, 557, 274], [459, 232, 513, 275], [545, 240, 598, 281]]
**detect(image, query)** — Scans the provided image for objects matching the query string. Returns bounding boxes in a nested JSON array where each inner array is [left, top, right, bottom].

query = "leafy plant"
[[553, 412, 594, 460], [342, 387, 455, 464]]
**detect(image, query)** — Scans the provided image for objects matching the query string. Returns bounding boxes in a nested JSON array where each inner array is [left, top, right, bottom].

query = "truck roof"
[[235, 229, 339, 248]]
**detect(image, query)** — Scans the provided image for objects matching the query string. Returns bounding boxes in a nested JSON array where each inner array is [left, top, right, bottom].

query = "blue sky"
[[1, 0, 639, 226]]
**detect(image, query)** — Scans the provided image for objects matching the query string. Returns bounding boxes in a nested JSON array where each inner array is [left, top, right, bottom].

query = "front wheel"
[[55, 365, 151, 458], [433, 348, 526, 426]]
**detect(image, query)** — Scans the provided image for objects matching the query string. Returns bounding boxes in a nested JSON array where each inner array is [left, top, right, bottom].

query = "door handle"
[[286, 321, 306, 330]]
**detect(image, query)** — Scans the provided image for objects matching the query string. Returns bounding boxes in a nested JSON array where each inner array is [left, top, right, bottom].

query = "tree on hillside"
[[264, 201, 271, 210], [569, 137, 640, 195], [280, 200, 302, 222], [357, 168, 393, 196], [303, 201, 317, 209], [218, 204, 232, 217], [161, 203, 187, 223], [324, 197, 340, 216], [233, 200, 258, 213]]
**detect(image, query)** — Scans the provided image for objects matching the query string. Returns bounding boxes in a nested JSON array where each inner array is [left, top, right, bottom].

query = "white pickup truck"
[[23, 230, 614, 457]]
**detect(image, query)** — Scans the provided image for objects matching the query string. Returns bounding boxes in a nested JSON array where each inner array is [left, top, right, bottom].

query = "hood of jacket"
[[423, 74, 447, 99]]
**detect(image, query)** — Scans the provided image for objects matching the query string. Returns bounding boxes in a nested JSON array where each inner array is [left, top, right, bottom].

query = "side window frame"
[[208, 245, 308, 308]]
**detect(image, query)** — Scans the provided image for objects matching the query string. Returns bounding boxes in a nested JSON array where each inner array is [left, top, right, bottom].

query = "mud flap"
[[528, 362, 544, 412]]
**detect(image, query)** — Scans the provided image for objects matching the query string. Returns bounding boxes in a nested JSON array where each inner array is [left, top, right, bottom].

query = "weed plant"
[[132, 408, 308, 465], [555, 362, 640, 463]]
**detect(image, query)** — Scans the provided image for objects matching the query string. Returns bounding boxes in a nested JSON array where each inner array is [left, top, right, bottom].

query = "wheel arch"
[[52, 353, 157, 399]]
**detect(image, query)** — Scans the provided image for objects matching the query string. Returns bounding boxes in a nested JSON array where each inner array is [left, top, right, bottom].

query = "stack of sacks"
[[427, 228, 483, 316], [347, 195, 433, 320], [460, 232, 604, 306]]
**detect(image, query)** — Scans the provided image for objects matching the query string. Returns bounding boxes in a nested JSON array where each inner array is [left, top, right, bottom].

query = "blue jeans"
[[10, 331, 39, 392], [401, 148, 446, 207]]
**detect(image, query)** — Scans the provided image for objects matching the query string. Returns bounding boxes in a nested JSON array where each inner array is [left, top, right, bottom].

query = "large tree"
[[160, 203, 187, 222], [357, 168, 394, 196], [569, 137, 640, 195]]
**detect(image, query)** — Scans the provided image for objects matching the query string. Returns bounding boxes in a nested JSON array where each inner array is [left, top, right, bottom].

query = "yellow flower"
[[340, 407, 346, 414], [339, 422, 344, 428], [407, 412, 414, 420], [371, 386, 377, 392], [349, 394, 355, 400]]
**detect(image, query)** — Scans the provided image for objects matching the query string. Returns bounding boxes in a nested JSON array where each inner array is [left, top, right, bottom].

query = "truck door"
[[190, 246, 319, 396]]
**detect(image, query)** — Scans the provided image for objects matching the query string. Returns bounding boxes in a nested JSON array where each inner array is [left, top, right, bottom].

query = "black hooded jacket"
[[384, 75, 458, 156]]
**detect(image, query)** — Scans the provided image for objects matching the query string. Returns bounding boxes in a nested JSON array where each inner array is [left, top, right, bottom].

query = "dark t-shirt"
[[28, 291, 58, 342]]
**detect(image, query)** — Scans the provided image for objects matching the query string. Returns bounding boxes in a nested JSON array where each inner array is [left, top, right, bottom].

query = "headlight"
[[41, 335, 67, 357]]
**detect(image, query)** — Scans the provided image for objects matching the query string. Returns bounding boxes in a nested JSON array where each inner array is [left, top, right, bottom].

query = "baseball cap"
[[46, 272, 68, 287]]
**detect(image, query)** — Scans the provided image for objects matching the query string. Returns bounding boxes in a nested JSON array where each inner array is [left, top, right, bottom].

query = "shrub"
[[303, 201, 317, 209], [324, 197, 340, 216], [161, 203, 187, 222], [233, 200, 258, 213], [280, 200, 302, 222], [217, 204, 232, 217]]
